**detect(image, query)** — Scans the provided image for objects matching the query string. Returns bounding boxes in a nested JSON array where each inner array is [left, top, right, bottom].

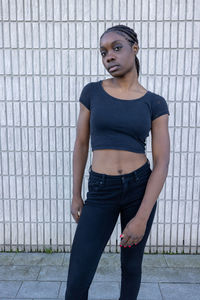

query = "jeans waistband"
[[88, 158, 151, 183]]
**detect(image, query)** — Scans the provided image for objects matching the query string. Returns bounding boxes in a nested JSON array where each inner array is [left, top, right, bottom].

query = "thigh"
[[120, 200, 157, 270], [120, 169, 157, 265], [68, 201, 120, 280], [67, 173, 121, 280], [72, 202, 119, 254], [120, 167, 153, 230]]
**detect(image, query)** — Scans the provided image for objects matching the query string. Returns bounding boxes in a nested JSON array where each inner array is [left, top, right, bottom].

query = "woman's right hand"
[[71, 197, 85, 223]]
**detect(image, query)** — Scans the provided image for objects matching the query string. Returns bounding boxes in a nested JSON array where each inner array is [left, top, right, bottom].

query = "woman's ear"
[[132, 43, 139, 55]]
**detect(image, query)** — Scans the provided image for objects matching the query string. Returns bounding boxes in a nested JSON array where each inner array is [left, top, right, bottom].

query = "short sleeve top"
[[79, 80, 170, 153]]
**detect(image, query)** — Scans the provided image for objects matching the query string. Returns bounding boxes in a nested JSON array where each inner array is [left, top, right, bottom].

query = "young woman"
[[65, 24, 170, 300]]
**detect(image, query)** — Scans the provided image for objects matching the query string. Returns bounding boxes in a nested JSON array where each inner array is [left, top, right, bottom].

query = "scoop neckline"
[[98, 80, 150, 102]]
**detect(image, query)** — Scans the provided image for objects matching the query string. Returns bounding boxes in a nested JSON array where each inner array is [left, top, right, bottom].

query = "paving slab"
[[0, 253, 16, 265], [38, 266, 68, 281], [62, 253, 71, 266], [0, 281, 22, 298], [12, 253, 65, 266], [93, 254, 121, 281], [142, 266, 200, 283], [142, 254, 167, 267], [88, 281, 120, 299], [17, 281, 61, 298], [137, 283, 163, 300], [164, 254, 200, 268], [0, 265, 40, 280], [159, 283, 200, 300]]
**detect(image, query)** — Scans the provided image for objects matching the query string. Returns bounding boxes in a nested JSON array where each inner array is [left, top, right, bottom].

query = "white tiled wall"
[[0, 0, 199, 253]]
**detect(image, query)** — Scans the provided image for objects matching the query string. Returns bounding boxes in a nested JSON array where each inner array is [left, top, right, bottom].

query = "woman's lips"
[[108, 65, 120, 72]]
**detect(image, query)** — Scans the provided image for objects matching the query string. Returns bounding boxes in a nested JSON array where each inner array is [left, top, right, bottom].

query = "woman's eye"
[[114, 46, 121, 51], [100, 46, 122, 57]]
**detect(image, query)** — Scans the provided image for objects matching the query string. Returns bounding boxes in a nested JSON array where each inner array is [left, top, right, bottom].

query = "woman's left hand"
[[120, 216, 147, 247]]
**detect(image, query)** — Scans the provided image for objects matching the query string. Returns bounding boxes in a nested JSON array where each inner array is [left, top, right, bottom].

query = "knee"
[[121, 258, 142, 277], [66, 276, 86, 292]]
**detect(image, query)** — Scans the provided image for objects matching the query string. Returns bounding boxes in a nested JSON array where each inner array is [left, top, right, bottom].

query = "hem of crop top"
[[98, 80, 151, 102], [92, 145, 145, 154]]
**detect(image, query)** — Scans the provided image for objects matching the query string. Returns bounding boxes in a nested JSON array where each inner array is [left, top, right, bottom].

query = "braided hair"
[[100, 25, 140, 77]]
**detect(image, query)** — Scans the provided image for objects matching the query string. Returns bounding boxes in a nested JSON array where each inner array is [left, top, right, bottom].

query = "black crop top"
[[79, 80, 170, 154]]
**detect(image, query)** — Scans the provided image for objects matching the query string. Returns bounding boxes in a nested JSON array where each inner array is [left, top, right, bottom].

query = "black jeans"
[[65, 159, 157, 300]]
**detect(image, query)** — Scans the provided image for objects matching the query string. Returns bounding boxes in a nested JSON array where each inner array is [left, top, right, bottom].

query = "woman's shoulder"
[[147, 91, 170, 120], [79, 81, 98, 96], [148, 90, 166, 101], [82, 80, 99, 90]]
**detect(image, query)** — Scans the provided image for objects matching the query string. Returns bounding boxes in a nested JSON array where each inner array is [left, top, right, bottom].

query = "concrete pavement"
[[0, 252, 200, 299]]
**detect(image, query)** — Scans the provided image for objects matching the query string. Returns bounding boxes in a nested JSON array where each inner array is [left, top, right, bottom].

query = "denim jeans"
[[65, 158, 157, 300]]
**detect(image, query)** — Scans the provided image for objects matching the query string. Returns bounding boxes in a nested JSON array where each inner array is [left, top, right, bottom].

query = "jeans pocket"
[[88, 176, 104, 191], [136, 169, 152, 184]]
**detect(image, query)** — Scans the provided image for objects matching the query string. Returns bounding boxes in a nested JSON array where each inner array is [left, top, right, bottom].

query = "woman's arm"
[[71, 103, 90, 223], [120, 114, 170, 247], [72, 140, 89, 198], [135, 162, 169, 222], [136, 113, 170, 222]]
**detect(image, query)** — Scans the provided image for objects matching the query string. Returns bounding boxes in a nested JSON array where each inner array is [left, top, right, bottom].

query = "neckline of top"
[[98, 80, 151, 102]]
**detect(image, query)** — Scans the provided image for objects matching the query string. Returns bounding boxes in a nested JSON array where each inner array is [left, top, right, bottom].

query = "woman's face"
[[100, 32, 138, 77]]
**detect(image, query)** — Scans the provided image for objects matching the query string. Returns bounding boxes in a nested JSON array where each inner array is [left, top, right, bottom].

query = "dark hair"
[[100, 25, 140, 77]]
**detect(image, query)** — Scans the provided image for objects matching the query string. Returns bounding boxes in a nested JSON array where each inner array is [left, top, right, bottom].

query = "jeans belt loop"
[[134, 171, 139, 182], [101, 174, 106, 185]]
